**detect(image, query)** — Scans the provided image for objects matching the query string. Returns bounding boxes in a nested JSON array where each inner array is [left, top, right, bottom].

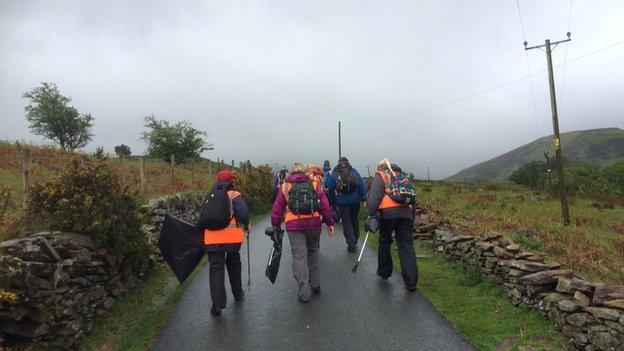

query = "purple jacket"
[[271, 173, 334, 232]]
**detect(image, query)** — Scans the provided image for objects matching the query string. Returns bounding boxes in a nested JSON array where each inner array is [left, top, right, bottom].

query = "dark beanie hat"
[[338, 157, 349, 165], [323, 160, 331, 171]]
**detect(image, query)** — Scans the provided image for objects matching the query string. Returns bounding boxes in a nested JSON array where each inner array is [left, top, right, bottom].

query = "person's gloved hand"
[[365, 215, 380, 233]]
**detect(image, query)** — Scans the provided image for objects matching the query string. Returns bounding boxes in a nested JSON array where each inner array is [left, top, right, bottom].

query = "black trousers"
[[207, 251, 242, 308], [339, 203, 361, 248], [377, 217, 419, 286]]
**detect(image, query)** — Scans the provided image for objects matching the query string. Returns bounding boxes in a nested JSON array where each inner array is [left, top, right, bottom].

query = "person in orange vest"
[[199, 170, 250, 316], [365, 161, 418, 291], [271, 163, 335, 302]]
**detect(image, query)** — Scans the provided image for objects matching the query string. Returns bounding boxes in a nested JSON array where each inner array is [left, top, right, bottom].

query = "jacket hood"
[[286, 173, 310, 183], [213, 181, 233, 190]]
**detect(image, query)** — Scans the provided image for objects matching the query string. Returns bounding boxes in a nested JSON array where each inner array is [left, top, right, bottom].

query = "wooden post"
[[191, 158, 195, 188], [231, 159, 234, 167], [20, 146, 31, 206], [170, 154, 175, 183], [139, 157, 146, 195], [119, 156, 125, 187]]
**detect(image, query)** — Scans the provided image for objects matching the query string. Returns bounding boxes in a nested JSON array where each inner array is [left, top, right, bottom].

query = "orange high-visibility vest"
[[204, 190, 245, 245], [281, 181, 321, 223], [377, 171, 409, 210]]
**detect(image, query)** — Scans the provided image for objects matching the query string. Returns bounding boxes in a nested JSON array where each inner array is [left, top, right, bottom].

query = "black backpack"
[[335, 165, 359, 193], [197, 188, 232, 230], [287, 181, 321, 215]]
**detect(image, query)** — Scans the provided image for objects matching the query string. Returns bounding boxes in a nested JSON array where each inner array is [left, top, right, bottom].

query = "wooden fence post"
[[20, 146, 31, 206], [191, 158, 195, 188], [170, 154, 175, 183], [119, 157, 125, 187], [139, 157, 146, 195]]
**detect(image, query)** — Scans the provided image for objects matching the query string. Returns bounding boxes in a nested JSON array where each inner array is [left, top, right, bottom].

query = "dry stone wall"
[[414, 208, 624, 351], [0, 192, 204, 349]]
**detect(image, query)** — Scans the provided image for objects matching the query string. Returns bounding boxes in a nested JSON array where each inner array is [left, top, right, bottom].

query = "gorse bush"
[[234, 161, 273, 210], [0, 185, 14, 228], [27, 157, 149, 273]]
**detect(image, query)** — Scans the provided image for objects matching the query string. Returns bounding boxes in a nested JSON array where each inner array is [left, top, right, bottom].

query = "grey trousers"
[[287, 228, 321, 301]]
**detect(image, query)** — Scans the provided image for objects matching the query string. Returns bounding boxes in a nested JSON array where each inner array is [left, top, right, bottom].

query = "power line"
[[558, 0, 574, 113], [346, 39, 624, 125], [516, 0, 541, 138]]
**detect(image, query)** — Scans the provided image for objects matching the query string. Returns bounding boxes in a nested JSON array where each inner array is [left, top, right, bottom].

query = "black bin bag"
[[265, 227, 284, 284], [158, 214, 204, 284]]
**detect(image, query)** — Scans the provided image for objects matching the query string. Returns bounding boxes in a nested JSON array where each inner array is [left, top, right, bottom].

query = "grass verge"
[[366, 230, 567, 351]]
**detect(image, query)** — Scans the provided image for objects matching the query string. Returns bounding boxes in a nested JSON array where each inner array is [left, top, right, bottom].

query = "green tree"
[[23, 82, 94, 150], [141, 114, 213, 162], [508, 161, 547, 189], [602, 161, 624, 196], [114, 144, 132, 157]]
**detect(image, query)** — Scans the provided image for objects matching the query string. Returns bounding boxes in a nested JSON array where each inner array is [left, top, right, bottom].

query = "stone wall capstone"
[[413, 207, 624, 351]]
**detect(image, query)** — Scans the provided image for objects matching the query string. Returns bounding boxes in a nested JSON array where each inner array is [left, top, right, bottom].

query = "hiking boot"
[[234, 290, 245, 302], [210, 306, 222, 316], [406, 284, 417, 292], [311, 287, 321, 295], [347, 246, 356, 253], [298, 295, 311, 303], [376, 271, 390, 280]]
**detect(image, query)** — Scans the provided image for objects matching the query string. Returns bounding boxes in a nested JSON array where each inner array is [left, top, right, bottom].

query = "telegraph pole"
[[338, 120, 342, 159], [366, 166, 371, 178], [544, 142, 552, 189], [525, 33, 571, 226], [427, 166, 430, 181]]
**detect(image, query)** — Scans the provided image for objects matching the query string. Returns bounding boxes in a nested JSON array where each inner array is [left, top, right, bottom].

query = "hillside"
[[446, 128, 624, 183]]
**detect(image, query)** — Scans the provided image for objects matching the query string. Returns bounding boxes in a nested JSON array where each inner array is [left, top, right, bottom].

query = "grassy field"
[[0, 141, 225, 241], [415, 181, 624, 284], [366, 232, 567, 351]]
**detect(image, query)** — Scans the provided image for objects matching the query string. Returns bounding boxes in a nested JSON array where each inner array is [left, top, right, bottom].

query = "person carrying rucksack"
[[365, 160, 418, 291], [271, 163, 334, 303], [270, 168, 289, 204], [326, 157, 367, 253], [197, 169, 250, 316]]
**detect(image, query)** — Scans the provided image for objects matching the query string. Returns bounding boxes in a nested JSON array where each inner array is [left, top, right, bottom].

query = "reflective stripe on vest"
[[377, 171, 407, 210], [281, 181, 321, 223], [204, 190, 245, 245]]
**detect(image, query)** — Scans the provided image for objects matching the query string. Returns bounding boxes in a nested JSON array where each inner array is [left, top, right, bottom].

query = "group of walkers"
[[199, 158, 419, 316]]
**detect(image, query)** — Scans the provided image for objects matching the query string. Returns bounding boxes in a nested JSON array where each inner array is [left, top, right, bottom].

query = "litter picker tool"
[[350, 231, 370, 274], [246, 230, 251, 290]]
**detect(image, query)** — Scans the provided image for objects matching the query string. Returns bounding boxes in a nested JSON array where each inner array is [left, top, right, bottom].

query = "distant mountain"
[[445, 128, 624, 183]]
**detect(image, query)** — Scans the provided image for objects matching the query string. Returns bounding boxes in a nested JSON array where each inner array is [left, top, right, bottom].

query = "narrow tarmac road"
[[150, 216, 476, 351]]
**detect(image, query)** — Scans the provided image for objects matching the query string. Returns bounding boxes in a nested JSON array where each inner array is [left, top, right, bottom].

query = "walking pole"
[[246, 230, 251, 290], [350, 231, 370, 273]]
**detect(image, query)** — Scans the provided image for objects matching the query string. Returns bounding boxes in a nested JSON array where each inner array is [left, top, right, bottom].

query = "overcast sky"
[[1, 0, 623, 178]]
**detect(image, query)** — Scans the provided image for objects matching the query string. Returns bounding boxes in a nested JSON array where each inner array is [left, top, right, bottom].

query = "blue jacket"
[[326, 166, 367, 205], [322, 170, 336, 204]]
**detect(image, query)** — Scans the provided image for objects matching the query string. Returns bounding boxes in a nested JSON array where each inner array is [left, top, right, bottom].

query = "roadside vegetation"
[[415, 181, 624, 284], [364, 232, 567, 350]]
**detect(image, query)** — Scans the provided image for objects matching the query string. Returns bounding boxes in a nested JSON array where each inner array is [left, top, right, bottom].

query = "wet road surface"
[[150, 215, 476, 351]]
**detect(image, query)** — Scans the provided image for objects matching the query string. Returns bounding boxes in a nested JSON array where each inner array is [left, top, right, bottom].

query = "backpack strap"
[[226, 190, 240, 226], [377, 171, 393, 193]]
